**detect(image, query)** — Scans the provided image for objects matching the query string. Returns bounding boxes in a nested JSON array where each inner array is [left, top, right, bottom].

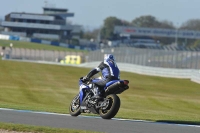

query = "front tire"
[[69, 94, 81, 116], [99, 94, 120, 119]]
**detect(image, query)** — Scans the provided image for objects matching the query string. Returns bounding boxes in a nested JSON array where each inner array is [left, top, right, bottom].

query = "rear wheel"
[[99, 94, 120, 119], [69, 94, 81, 116]]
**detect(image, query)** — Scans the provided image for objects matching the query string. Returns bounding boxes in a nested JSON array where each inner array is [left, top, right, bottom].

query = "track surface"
[[0, 108, 199, 133]]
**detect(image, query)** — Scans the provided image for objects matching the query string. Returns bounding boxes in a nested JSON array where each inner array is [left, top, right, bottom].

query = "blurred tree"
[[0, 18, 3, 31], [131, 15, 175, 45], [193, 39, 200, 47], [82, 15, 200, 46], [101, 16, 130, 40], [180, 19, 200, 30], [131, 15, 160, 27], [154, 20, 175, 45], [179, 19, 200, 46]]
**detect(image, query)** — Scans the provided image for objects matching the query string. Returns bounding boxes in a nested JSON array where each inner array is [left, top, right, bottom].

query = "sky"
[[0, 0, 200, 30]]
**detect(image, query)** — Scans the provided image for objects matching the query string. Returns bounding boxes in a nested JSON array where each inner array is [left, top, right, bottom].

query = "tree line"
[[81, 15, 200, 46]]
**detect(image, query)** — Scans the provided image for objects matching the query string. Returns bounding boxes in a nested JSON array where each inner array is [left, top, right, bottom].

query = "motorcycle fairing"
[[79, 79, 90, 104]]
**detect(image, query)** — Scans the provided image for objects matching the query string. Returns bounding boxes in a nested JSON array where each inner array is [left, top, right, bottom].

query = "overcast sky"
[[0, 0, 200, 30]]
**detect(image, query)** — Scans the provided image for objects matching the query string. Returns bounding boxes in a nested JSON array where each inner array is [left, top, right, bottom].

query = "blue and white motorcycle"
[[69, 76, 129, 119]]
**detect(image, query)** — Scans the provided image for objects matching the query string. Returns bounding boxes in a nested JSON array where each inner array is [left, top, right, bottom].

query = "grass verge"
[[0, 122, 101, 133], [0, 59, 199, 125]]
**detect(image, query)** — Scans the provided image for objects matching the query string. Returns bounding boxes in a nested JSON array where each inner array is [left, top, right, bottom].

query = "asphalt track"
[[0, 108, 199, 133]]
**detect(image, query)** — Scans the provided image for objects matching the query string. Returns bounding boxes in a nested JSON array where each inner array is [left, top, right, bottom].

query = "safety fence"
[[1, 47, 86, 64], [1, 46, 200, 69], [87, 47, 200, 69]]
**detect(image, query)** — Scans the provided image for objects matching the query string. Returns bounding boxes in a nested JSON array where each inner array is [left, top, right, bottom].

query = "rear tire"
[[69, 94, 81, 116], [99, 94, 120, 119]]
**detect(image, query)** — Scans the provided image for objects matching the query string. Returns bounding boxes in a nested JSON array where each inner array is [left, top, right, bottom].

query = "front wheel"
[[99, 94, 120, 119], [69, 94, 81, 116]]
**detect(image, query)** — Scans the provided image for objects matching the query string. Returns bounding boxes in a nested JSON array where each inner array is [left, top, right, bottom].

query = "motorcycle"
[[69, 76, 129, 119]]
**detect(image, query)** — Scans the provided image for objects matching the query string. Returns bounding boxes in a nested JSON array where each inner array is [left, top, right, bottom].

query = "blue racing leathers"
[[86, 60, 120, 88]]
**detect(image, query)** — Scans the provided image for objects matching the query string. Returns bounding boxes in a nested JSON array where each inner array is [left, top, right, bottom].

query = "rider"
[[82, 54, 120, 99]]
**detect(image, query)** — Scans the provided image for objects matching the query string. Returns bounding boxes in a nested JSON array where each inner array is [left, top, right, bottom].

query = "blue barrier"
[[68, 44, 75, 49], [31, 38, 42, 43], [80, 46, 85, 50], [9, 36, 19, 41], [6, 35, 96, 51], [51, 41, 59, 46]]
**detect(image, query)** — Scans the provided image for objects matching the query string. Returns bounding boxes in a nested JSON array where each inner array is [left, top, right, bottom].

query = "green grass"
[[0, 39, 87, 52], [0, 122, 102, 133], [0, 59, 200, 125]]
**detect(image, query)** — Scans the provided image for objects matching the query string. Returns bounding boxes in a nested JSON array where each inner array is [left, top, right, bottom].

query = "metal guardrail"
[[81, 62, 200, 84], [81, 61, 194, 78]]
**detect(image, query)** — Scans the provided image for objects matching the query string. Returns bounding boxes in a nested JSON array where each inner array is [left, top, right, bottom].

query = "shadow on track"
[[156, 120, 200, 125]]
